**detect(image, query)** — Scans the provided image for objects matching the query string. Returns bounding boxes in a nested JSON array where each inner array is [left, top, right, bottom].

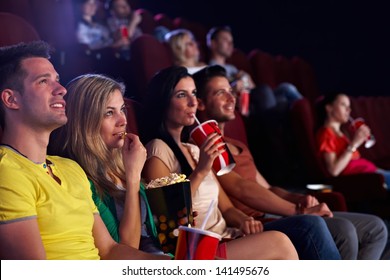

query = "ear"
[[197, 98, 206, 111], [1, 89, 20, 109], [325, 103, 332, 114]]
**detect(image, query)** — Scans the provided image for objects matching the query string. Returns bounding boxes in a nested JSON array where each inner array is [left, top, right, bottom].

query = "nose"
[[117, 112, 127, 127], [188, 95, 198, 107], [53, 81, 67, 96]]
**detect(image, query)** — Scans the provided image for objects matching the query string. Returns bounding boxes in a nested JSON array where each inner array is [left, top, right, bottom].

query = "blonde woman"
[[164, 28, 207, 74], [50, 74, 163, 255]]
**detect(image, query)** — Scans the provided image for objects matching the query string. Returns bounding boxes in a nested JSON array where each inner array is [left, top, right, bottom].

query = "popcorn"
[[145, 173, 189, 189]]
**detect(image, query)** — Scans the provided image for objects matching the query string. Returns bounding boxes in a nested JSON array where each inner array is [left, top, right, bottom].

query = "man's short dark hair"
[[0, 40, 52, 128], [192, 65, 227, 100], [206, 26, 232, 48]]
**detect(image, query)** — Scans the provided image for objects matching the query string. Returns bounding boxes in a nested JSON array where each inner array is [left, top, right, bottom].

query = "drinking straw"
[[200, 199, 216, 230], [192, 113, 208, 137], [193, 113, 201, 126]]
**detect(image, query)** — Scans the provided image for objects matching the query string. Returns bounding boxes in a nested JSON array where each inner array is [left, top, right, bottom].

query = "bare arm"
[[93, 214, 169, 260], [217, 182, 263, 235], [218, 171, 297, 216], [0, 219, 46, 259], [118, 134, 146, 248], [218, 171, 332, 217], [323, 125, 370, 176]]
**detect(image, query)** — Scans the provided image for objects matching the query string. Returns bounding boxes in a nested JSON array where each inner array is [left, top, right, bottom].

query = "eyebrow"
[[32, 73, 60, 82], [106, 103, 125, 109]]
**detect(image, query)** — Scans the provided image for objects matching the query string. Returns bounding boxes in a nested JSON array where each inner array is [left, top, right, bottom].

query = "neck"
[[210, 53, 226, 65], [218, 121, 226, 136], [83, 15, 93, 23], [1, 126, 51, 163], [325, 119, 341, 133]]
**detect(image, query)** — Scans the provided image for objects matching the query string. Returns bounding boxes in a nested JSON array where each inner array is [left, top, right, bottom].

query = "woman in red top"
[[315, 92, 390, 189]]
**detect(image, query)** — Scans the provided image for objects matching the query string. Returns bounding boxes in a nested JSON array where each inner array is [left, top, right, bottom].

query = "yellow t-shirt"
[[0, 147, 100, 260]]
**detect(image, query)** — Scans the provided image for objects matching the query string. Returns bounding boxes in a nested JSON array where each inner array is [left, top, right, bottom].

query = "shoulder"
[[47, 155, 89, 181], [145, 139, 174, 159]]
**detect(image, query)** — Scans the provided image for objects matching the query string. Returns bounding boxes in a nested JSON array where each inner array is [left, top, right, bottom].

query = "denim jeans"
[[263, 215, 341, 260], [376, 168, 390, 190]]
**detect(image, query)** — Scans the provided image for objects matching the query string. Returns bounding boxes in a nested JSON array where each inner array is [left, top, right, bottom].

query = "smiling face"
[[17, 57, 67, 131], [165, 76, 198, 129], [326, 94, 351, 124], [213, 30, 234, 59], [100, 89, 127, 150], [201, 76, 236, 123]]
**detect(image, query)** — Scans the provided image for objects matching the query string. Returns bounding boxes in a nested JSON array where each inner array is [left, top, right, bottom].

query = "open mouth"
[[115, 132, 127, 139]]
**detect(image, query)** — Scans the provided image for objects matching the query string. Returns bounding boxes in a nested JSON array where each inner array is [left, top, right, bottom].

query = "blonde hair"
[[164, 28, 196, 66], [58, 73, 126, 198]]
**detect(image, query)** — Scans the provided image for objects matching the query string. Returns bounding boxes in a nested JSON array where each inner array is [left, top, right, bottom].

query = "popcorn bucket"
[[145, 181, 193, 255]]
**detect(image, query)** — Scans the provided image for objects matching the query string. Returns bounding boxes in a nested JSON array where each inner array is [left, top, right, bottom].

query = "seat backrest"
[[0, 12, 40, 46], [129, 34, 173, 101], [274, 55, 295, 85], [226, 48, 254, 80], [291, 56, 321, 104], [248, 49, 277, 89], [290, 98, 329, 181], [124, 97, 142, 135]]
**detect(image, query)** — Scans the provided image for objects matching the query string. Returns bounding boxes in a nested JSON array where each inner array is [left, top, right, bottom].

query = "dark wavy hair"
[[315, 91, 345, 129], [140, 65, 194, 176], [192, 65, 227, 100]]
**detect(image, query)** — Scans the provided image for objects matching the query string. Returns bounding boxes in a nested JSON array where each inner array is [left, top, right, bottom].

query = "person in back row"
[[164, 28, 207, 74], [140, 65, 299, 260], [105, 0, 143, 60], [315, 92, 390, 191], [206, 25, 303, 115], [192, 65, 388, 260], [0, 40, 169, 260]]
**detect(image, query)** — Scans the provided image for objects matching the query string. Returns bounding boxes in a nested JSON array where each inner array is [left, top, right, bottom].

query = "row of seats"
[[0, 2, 322, 102], [1, 5, 388, 217]]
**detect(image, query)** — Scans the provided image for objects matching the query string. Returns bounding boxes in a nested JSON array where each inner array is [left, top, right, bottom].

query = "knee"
[[367, 216, 388, 240], [272, 231, 299, 260]]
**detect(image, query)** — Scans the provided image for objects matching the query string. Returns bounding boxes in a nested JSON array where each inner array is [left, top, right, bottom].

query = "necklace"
[[0, 143, 51, 175]]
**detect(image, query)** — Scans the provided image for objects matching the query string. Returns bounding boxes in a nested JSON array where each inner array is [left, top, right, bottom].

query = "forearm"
[[102, 243, 170, 260], [221, 207, 248, 229], [188, 169, 209, 195], [229, 178, 297, 216], [326, 150, 353, 176], [119, 179, 141, 248], [269, 186, 303, 204]]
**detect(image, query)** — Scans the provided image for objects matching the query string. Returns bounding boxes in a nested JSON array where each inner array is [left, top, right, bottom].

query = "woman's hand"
[[351, 124, 371, 148], [195, 132, 225, 174], [122, 133, 147, 183], [240, 217, 263, 235]]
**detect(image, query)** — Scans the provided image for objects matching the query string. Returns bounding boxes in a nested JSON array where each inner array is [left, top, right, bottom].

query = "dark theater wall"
[[140, 0, 390, 97]]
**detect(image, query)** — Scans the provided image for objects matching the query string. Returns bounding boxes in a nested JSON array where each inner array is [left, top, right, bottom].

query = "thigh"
[[332, 211, 388, 240]]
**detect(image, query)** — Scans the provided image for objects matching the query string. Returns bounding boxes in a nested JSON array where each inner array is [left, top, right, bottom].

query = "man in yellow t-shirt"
[[0, 41, 169, 260]]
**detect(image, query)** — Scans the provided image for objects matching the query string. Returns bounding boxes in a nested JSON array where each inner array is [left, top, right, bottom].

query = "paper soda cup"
[[174, 226, 221, 260], [350, 118, 376, 148], [190, 120, 236, 176]]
